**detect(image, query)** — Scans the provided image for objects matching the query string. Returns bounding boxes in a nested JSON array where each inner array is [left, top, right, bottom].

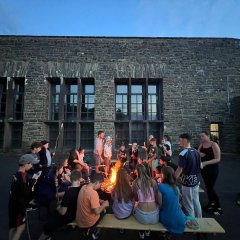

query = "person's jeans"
[[182, 184, 202, 218]]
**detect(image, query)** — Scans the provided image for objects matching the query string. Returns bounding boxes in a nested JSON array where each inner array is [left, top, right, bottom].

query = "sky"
[[0, 0, 240, 38]]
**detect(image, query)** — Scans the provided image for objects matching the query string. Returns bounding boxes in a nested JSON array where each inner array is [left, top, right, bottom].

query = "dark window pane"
[[131, 123, 145, 146], [80, 123, 94, 149], [14, 81, 24, 120], [63, 123, 76, 149], [12, 123, 22, 149], [49, 123, 59, 149], [115, 123, 129, 148], [117, 85, 128, 94], [0, 123, 4, 148], [0, 80, 7, 120], [51, 84, 60, 120]]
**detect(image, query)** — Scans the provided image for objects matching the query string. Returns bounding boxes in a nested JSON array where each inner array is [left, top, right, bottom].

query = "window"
[[0, 78, 7, 120], [50, 84, 60, 120], [13, 79, 24, 120], [115, 78, 163, 148], [63, 123, 76, 148], [12, 123, 23, 149], [0, 123, 4, 148], [115, 123, 129, 147], [80, 123, 94, 149], [116, 85, 128, 120], [148, 85, 158, 120], [48, 78, 95, 150], [81, 84, 95, 120], [131, 85, 144, 120], [64, 83, 78, 120], [210, 123, 219, 144]]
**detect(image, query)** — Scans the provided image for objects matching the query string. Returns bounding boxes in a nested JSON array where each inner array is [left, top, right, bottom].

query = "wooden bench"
[[96, 214, 225, 239]]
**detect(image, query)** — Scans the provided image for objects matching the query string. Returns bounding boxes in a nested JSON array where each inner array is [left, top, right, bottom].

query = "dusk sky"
[[0, 0, 239, 38]]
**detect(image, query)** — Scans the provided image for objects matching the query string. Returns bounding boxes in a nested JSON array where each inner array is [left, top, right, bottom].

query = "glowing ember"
[[101, 160, 121, 193]]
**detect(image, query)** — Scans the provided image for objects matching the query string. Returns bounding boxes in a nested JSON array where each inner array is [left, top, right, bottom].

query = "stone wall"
[[0, 36, 239, 152]]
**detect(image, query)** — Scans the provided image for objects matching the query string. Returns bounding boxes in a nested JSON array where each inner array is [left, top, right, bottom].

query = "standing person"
[[103, 136, 112, 176], [175, 133, 202, 218], [39, 140, 52, 173], [76, 173, 109, 240], [198, 131, 222, 215], [158, 166, 187, 234], [28, 142, 42, 173], [111, 168, 134, 219], [9, 154, 39, 240], [94, 131, 105, 173], [133, 164, 162, 239]]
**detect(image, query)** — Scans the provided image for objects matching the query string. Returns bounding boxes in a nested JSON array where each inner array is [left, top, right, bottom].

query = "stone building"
[[0, 36, 239, 153]]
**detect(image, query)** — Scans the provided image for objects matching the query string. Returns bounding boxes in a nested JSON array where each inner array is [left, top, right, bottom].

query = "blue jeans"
[[133, 207, 159, 224], [182, 184, 202, 218]]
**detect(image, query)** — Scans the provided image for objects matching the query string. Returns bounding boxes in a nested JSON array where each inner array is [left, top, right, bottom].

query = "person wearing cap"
[[104, 136, 112, 176], [39, 140, 52, 173], [8, 154, 40, 240]]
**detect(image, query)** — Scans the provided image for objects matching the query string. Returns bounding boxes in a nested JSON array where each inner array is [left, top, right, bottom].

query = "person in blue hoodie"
[[158, 166, 187, 234]]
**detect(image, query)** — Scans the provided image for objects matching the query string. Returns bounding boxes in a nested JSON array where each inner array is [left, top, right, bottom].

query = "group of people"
[[8, 130, 222, 240]]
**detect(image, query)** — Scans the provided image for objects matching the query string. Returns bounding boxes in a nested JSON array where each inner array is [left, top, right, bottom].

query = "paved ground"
[[0, 152, 240, 240]]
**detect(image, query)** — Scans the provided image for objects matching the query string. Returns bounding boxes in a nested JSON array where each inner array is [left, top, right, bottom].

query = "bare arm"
[[175, 166, 183, 179], [93, 200, 109, 215], [57, 205, 67, 215], [202, 142, 221, 168]]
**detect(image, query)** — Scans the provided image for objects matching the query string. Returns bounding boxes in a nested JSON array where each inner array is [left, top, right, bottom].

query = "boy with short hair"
[[9, 154, 39, 240], [76, 173, 109, 239], [175, 133, 202, 218]]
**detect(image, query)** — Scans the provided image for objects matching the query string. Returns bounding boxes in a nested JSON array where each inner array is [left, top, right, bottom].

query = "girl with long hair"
[[158, 166, 186, 234], [133, 164, 162, 239], [198, 131, 222, 215], [111, 168, 134, 219]]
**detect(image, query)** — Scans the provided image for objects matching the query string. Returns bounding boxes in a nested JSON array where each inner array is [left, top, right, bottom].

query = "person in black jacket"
[[9, 154, 40, 240]]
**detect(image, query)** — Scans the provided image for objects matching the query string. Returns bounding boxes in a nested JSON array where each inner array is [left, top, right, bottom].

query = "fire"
[[101, 160, 122, 193]]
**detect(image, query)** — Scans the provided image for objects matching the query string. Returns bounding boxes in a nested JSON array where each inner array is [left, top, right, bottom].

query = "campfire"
[[101, 160, 121, 193]]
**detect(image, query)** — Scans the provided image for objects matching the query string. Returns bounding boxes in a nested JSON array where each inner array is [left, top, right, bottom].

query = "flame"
[[101, 160, 121, 193]]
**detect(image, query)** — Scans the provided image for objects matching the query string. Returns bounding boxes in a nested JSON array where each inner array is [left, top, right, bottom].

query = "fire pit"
[[101, 160, 122, 193]]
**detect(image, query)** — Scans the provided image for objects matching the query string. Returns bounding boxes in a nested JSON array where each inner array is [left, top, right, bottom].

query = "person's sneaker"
[[139, 232, 145, 239], [213, 208, 223, 215], [203, 203, 215, 212], [144, 231, 150, 237]]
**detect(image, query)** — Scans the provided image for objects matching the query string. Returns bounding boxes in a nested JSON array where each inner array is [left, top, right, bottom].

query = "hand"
[[201, 162, 207, 168], [102, 200, 109, 208], [199, 152, 206, 158]]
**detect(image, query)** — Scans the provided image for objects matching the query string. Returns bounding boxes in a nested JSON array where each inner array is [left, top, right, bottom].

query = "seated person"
[[57, 158, 71, 193], [133, 164, 162, 239], [111, 168, 134, 219], [76, 173, 109, 240], [158, 166, 187, 234], [154, 165, 163, 183], [159, 155, 178, 171], [76, 147, 90, 178], [38, 170, 83, 240]]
